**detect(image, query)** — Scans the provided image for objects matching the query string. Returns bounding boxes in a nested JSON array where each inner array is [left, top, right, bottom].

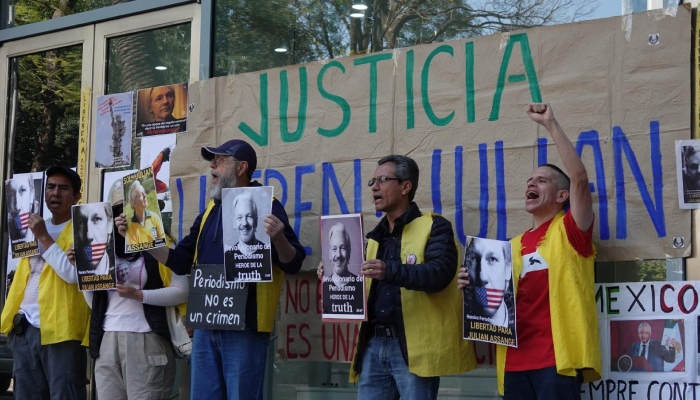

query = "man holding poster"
[[117, 139, 305, 400], [460, 104, 601, 399], [323, 155, 475, 400], [0, 166, 89, 399]]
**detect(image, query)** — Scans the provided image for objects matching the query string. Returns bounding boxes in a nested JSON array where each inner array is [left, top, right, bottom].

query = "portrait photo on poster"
[[222, 186, 273, 282], [122, 167, 167, 253], [676, 140, 700, 209], [5, 172, 43, 259], [135, 82, 188, 137], [140, 134, 176, 213], [609, 318, 685, 373], [320, 213, 366, 322], [94, 92, 133, 168], [72, 202, 117, 291], [462, 236, 517, 347]]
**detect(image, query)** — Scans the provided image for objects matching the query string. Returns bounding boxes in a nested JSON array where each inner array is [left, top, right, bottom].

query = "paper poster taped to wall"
[[95, 92, 133, 168], [135, 83, 188, 136], [140, 133, 176, 213]]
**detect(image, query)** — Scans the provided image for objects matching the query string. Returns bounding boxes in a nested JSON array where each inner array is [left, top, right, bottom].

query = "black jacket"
[[89, 253, 170, 359], [353, 202, 458, 375]]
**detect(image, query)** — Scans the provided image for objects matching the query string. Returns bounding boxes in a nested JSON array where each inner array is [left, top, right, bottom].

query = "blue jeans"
[[504, 366, 582, 400], [190, 328, 270, 400], [357, 337, 440, 400]]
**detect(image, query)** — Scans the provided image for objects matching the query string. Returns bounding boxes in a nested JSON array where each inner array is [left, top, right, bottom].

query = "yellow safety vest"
[[1, 221, 90, 345], [351, 212, 476, 380], [496, 212, 601, 395]]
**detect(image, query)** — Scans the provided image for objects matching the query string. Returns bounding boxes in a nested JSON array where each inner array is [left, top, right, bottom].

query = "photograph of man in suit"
[[630, 322, 676, 372]]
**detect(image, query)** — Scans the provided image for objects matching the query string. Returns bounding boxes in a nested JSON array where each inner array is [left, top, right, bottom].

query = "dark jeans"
[[9, 324, 88, 400], [504, 366, 582, 400]]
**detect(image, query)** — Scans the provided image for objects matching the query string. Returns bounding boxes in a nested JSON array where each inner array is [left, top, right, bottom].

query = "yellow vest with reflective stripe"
[[195, 200, 283, 333], [1, 221, 90, 345], [496, 212, 601, 395], [352, 212, 476, 380]]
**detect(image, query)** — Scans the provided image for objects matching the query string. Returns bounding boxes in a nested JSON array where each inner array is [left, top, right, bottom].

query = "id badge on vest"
[[186, 264, 247, 330]]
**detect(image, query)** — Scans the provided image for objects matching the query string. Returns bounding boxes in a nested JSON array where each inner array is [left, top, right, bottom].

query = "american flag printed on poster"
[[83, 243, 106, 262], [476, 287, 504, 308], [15, 212, 30, 230]]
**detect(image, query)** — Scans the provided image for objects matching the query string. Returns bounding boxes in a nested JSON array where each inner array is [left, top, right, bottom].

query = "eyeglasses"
[[368, 175, 402, 187], [212, 155, 234, 167]]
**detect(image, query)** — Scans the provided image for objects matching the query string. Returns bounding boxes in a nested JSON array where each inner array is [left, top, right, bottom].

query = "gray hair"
[[232, 191, 258, 223], [328, 222, 351, 255], [377, 155, 419, 202], [128, 180, 145, 205], [637, 322, 651, 333]]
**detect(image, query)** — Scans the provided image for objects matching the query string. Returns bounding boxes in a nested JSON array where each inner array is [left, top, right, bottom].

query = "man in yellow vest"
[[1, 166, 89, 399], [459, 103, 602, 399], [116, 139, 306, 400], [319, 155, 475, 399]]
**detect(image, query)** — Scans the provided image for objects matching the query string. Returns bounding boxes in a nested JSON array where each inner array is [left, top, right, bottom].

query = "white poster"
[[140, 134, 176, 213], [95, 92, 133, 168]]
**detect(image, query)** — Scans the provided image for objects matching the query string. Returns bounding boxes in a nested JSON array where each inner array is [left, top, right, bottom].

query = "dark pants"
[[504, 366, 582, 400], [10, 324, 88, 400]]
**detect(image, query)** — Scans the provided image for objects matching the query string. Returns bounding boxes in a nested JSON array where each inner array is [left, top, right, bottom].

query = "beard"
[[209, 174, 238, 200]]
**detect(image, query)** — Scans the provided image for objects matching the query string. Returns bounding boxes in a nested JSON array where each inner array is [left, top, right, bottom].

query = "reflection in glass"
[[11, 0, 136, 27], [106, 23, 191, 94], [213, 0, 597, 77], [7, 45, 82, 174]]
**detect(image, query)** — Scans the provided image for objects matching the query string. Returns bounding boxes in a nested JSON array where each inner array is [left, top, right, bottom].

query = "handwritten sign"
[[186, 264, 247, 330]]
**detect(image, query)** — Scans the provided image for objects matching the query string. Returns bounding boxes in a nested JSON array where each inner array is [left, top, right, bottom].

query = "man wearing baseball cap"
[[1, 166, 90, 399], [116, 139, 306, 400]]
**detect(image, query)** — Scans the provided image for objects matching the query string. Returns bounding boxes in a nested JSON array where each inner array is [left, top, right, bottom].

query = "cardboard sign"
[[172, 10, 692, 265], [186, 264, 247, 330]]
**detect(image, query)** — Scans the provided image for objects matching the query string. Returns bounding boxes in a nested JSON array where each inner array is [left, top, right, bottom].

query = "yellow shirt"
[[127, 210, 165, 245]]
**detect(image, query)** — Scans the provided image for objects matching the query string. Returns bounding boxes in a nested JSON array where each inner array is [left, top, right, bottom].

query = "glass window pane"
[[106, 23, 191, 94], [7, 44, 83, 174], [595, 259, 685, 283], [212, 0, 599, 77], [11, 1, 136, 27]]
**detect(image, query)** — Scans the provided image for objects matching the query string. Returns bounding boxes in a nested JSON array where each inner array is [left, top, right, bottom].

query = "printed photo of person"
[[610, 319, 685, 373], [676, 140, 700, 209], [320, 214, 365, 321], [463, 237, 514, 329], [5, 174, 41, 243], [222, 187, 273, 282], [5, 173, 43, 258], [72, 202, 116, 290], [123, 167, 166, 252], [135, 83, 188, 136]]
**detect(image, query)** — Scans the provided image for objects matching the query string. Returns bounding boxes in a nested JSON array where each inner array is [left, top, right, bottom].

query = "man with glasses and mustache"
[[116, 139, 305, 400], [319, 155, 475, 400]]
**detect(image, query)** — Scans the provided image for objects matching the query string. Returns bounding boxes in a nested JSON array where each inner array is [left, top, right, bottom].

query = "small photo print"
[[610, 319, 684, 373], [135, 83, 188, 136]]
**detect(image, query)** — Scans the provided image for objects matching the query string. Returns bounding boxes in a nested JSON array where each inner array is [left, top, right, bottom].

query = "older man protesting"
[[116, 139, 305, 400]]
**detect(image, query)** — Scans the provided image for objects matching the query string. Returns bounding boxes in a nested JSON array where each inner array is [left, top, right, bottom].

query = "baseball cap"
[[45, 166, 81, 194], [201, 139, 257, 175]]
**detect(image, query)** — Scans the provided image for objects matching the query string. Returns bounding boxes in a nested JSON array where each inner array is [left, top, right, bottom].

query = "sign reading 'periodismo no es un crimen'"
[[187, 264, 247, 330]]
